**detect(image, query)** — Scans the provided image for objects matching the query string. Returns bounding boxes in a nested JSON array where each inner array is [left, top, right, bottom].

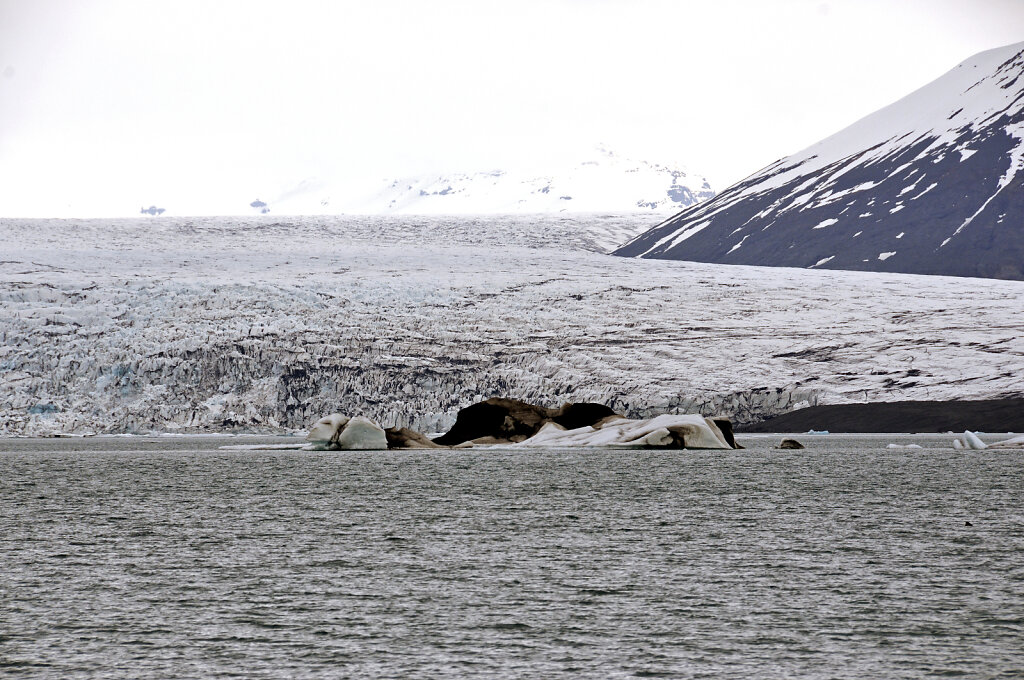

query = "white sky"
[[2, 0, 1024, 216]]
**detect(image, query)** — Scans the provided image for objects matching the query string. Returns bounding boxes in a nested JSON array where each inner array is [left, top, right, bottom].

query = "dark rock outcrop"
[[777, 438, 805, 449]]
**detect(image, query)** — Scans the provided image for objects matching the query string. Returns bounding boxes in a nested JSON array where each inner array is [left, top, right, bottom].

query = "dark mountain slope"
[[615, 42, 1024, 280]]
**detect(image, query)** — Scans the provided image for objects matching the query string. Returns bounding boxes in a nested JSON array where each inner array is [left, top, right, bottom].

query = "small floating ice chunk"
[[878, 251, 896, 261], [895, 232, 904, 239], [813, 218, 838, 230], [988, 434, 1024, 449], [812, 255, 835, 267], [516, 414, 732, 449], [964, 431, 986, 450], [886, 443, 923, 449], [952, 431, 987, 450], [889, 205, 904, 214]]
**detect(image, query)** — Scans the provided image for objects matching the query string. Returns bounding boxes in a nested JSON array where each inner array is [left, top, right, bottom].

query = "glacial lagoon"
[[2, 434, 1022, 678]]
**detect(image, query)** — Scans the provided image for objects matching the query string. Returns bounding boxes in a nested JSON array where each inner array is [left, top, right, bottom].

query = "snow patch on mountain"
[[750, 44, 1024, 196]]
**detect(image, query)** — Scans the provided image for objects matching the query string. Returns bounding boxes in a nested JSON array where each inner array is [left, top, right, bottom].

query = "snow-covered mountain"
[[615, 42, 1024, 280], [265, 147, 714, 215], [2, 216, 1022, 436]]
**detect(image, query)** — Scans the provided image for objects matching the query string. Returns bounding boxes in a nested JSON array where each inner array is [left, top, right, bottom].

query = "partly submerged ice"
[[516, 414, 732, 449], [953, 432, 1024, 450]]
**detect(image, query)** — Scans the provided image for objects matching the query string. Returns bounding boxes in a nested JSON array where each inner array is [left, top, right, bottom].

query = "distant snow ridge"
[[2, 216, 1022, 437], [282, 147, 714, 215], [616, 42, 1024, 280]]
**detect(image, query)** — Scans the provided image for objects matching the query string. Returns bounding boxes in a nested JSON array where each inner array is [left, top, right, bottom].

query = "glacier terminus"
[[2, 214, 1021, 436]]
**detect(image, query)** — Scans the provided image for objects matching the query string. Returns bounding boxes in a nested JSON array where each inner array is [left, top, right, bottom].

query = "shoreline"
[[2, 431, 1021, 444], [738, 398, 1024, 434], [4, 398, 1023, 440]]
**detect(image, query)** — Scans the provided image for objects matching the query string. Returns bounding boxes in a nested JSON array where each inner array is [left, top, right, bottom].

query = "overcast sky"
[[2, 0, 1023, 216]]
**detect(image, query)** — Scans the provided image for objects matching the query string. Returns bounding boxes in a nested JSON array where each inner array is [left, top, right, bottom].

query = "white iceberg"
[[952, 430, 989, 450], [988, 434, 1024, 449], [335, 416, 389, 450], [950, 431, 1024, 450], [306, 413, 388, 450], [307, 413, 350, 444], [515, 414, 732, 449]]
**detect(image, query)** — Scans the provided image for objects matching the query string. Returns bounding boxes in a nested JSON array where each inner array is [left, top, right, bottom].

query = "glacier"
[[516, 415, 733, 450], [1, 214, 1022, 436]]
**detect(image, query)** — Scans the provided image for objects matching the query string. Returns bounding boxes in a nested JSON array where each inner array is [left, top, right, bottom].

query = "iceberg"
[[430, 398, 738, 449], [952, 430, 989, 450], [302, 400, 738, 451], [306, 413, 388, 450], [514, 414, 733, 449], [335, 416, 390, 450], [949, 431, 1024, 450], [988, 434, 1024, 449], [307, 413, 350, 443]]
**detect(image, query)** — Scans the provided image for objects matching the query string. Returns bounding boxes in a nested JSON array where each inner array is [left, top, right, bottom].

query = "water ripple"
[[1, 435, 1022, 678]]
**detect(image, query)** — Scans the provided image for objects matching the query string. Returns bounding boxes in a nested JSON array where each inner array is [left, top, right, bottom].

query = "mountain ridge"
[[614, 41, 1024, 280], [260, 147, 715, 215]]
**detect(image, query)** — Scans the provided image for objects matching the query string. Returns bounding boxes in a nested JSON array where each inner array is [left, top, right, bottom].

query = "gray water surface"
[[2, 435, 1022, 678]]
